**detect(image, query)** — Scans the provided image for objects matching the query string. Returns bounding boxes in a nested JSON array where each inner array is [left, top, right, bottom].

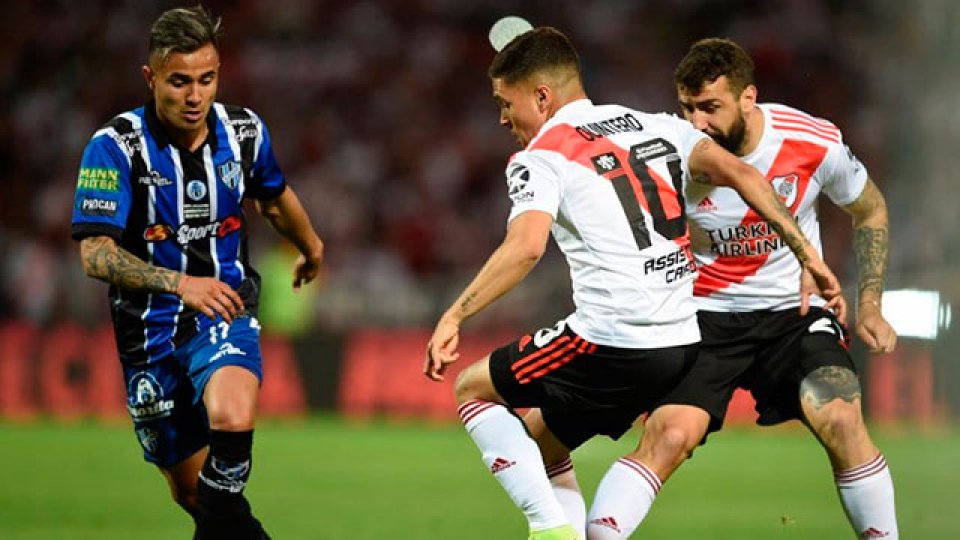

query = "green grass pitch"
[[0, 417, 954, 539]]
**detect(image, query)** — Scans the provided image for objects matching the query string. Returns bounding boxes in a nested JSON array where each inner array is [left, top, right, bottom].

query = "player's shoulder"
[[90, 108, 146, 157], [762, 102, 844, 147], [214, 102, 262, 125]]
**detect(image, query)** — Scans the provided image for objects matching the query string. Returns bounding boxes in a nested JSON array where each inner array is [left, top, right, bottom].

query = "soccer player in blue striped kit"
[[71, 6, 323, 539]]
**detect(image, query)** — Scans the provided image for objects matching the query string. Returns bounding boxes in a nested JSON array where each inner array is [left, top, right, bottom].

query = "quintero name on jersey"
[[576, 114, 643, 141]]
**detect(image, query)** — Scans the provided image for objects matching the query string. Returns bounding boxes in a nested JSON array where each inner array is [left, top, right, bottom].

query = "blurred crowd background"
[[0, 0, 956, 392]]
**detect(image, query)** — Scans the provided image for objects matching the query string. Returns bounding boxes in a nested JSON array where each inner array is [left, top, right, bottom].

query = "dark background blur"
[[0, 0, 957, 420]]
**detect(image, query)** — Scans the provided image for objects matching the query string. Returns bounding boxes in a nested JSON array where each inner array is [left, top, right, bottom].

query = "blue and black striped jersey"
[[71, 102, 287, 365]]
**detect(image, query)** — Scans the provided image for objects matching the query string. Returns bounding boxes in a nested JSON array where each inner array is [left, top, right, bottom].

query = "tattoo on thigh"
[[799, 366, 861, 410]]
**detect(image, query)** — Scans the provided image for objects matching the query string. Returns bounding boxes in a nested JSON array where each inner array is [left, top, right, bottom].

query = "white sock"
[[458, 400, 569, 531], [547, 457, 586, 539], [835, 453, 899, 539], [586, 457, 661, 540]]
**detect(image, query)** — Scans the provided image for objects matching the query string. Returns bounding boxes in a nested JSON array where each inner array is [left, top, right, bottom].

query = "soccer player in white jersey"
[[423, 25, 844, 540], [578, 38, 899, 539]]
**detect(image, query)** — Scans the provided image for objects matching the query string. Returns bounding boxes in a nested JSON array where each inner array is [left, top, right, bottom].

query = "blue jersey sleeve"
[[245, 118, 287, 201], [71, 132, 132, 242]]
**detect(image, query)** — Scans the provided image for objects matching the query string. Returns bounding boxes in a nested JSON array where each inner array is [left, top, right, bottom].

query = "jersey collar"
[[143, 100, 219, 153]]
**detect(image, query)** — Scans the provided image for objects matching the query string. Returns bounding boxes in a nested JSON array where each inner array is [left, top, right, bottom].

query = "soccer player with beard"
[[424, 21, 845, 540], [578, 38, 899, 539], [71, 6, 323, 539]]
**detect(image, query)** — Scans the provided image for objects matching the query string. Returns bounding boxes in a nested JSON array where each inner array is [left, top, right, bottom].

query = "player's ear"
[[142, 65, 155, 91], [535, 86, 550, 113], [739, 84, 758, 111]]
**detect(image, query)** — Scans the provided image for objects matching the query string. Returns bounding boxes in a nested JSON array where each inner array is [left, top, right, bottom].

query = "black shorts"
[[489, 320, 698, 450], [656, 307, 854, 434]]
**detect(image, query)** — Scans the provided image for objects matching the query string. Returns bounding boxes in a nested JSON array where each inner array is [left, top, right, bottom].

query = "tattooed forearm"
[[765, 191, 810, 263], [854, 226, 888, 301], [800, 366, 862, 410], [80, 237, 181, 294], [458, 291, 479, 316]]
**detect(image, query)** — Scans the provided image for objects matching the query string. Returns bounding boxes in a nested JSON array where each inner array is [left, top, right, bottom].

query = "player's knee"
[[171, 483, 199, 514], [655, 424, 699, 462], [207, 408, 255, 432], [813, 403, 868, 447], [453, 362, 490, 404]]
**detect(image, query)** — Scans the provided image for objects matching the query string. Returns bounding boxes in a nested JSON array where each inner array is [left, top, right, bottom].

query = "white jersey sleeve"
[[820, 140, 869, 206], [506, 151, 562, 223]]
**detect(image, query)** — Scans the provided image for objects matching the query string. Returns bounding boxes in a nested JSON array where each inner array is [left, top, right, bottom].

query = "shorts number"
[[533, 320, 567, 348]]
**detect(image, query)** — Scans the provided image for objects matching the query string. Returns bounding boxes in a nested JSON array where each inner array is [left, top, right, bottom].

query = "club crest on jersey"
[[186, 179, 207, 201], [772, 173, 799, 207], [217, 161, 243, 190], [591, 152, 623, 175]]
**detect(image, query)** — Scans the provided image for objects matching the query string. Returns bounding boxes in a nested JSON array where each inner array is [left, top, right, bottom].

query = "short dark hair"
[[674, 38, 755, 96], [488, 27, 581, 85], [148, 5, 222, 65]]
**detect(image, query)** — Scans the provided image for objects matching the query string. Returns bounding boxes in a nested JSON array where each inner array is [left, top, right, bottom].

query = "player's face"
[[143, 43, 220, 146], [492, 77, 545, 147], [678, 76, 752, 155]]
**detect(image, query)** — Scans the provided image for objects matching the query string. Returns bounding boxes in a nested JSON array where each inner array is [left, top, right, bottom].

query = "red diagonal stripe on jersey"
[[694, 139, 827, 297], [525, 123, 650, 212]]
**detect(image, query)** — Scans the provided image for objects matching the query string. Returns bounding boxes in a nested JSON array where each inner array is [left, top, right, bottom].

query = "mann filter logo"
[[79, 197, 118, 217], [176, 215, 242, 244], [591, 152, 622, 175], [126, 372, 174, 421], [772, 173, 799, 207], [218, 161, 243, 190], [187, 180, 207, 201], [77, 168, 120, 192]]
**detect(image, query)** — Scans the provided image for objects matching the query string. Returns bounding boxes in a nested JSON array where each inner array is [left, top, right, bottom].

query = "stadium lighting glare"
[[881, 289, 952, 340]]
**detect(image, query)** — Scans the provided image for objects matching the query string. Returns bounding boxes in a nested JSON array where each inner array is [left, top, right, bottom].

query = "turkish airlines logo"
[[143, 216, 242, 244]]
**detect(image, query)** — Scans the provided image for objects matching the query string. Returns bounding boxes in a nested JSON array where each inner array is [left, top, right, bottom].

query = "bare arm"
[[256, 186, 324, 288], [80, 235, 182, 293], [841, 178, 896, 352], [79, 235, 243, 322], [424, 210, 553, 381], [688, 138, 846, 319]]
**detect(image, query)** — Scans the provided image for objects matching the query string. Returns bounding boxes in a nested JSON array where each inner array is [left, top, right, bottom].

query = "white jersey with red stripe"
[[505, 99, 708, 349], [685, 103, 869, 312]]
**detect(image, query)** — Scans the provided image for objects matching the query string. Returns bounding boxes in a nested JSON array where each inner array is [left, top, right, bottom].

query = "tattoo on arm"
[[458, 291, 478, 316], [854, 226, 888, 301], [766, 191, 809, 263], [799, 366, 861, 410], [82, 237, 181, 294]]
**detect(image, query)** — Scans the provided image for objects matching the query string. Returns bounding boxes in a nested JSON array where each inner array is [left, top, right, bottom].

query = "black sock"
[[195, 430, 267, 540]]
